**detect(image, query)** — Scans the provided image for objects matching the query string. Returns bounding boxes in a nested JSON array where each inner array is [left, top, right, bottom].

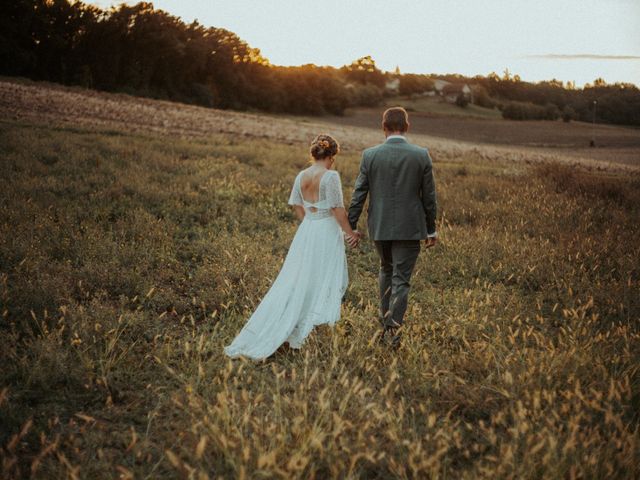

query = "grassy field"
[[1, 113, 639, 479]]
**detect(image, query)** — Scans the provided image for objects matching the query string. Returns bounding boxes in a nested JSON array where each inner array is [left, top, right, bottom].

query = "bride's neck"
[[314, 158, 333, 169]]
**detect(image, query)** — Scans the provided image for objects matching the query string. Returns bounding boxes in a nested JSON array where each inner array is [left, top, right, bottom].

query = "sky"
[[92, 0, 640, 87]]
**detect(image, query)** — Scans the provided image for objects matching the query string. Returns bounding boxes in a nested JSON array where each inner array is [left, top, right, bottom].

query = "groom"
[[348, 107, 437, 347]]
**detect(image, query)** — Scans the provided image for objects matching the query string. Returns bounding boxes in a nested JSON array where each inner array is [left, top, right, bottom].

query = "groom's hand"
[[354, 231, 362, 247], [424, 236, 437, 249]]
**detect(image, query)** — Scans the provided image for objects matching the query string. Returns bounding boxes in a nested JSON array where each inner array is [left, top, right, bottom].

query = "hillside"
[[1, 78, 639, 478], [2, 78, 638, 172], [335, 99, 640, 167]]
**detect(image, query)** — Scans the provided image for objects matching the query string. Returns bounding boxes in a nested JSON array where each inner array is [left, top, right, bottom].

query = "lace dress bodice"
[[288, 169, 344, 220]]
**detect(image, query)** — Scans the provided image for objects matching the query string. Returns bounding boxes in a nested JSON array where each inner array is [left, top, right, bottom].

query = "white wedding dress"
[[224, 167, 349, 360]]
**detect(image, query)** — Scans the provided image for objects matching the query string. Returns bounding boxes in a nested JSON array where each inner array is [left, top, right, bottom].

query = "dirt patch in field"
[[1, 78, 638, 173]]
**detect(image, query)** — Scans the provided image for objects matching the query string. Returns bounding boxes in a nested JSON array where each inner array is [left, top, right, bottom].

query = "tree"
[[399, 74, 434, 96], [340, 56, 386, 88]]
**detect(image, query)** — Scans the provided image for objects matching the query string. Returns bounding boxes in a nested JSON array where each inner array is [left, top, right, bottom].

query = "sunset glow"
[[93, 0, 640, 86]]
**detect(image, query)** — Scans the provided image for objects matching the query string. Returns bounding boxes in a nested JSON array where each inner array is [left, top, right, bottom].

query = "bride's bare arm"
[[293, 205, 305, 220], [331, 207, 359, 246]]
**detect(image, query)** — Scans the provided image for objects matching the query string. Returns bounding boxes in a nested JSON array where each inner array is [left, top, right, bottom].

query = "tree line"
[[1, 1, 392, 115], [430, 73, 640, 126], [1, 1, 638, 125]]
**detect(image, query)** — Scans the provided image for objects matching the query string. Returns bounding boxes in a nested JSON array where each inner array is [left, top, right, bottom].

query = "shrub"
[[472, 85, 494, 108], [455, 92, 469, 108], [562, 105, 576, 122], [544, 103, 560, 120], [502, 101, 560, 120], [348, 83, 384, 107]]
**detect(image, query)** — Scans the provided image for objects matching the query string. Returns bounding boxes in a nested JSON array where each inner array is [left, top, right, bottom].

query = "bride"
[[224, 134, 360, 360]]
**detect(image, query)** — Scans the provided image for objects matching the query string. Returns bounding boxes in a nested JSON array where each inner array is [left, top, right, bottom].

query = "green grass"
[[385, 95, 502, 119], [1, 119, 639, 478]]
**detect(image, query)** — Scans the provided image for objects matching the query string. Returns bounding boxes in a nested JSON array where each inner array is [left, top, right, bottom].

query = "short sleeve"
[[324, 171, 344, 208], [288, 172, 303, 206]]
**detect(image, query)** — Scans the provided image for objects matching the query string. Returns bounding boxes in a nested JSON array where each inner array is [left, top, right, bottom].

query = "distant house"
[[441, 83, 473, 103], [385, 77, 400, 94]]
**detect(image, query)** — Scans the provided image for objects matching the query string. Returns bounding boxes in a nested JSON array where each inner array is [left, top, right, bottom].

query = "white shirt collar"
[[386, 134, 406, 140]]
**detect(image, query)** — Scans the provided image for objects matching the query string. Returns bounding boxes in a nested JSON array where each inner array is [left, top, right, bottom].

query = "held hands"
[[345, 230, 362, 248], [424, 236, 438, 249]]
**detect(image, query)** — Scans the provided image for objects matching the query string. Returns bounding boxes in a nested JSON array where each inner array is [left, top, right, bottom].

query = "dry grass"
[[0, 105, 639, 478]]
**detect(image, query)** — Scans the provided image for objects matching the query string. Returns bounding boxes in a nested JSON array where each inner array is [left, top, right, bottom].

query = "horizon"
[[92, 0, 640, 88]]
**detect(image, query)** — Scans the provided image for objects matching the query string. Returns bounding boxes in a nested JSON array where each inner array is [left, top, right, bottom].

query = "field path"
[[1, 79, 637, 172]]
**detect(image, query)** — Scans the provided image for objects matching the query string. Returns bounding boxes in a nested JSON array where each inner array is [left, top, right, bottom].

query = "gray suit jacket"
[[348, 136, 437, 241]]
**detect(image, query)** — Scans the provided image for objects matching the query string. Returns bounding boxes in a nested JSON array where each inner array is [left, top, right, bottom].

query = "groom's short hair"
[[382, 107, 409, 132]]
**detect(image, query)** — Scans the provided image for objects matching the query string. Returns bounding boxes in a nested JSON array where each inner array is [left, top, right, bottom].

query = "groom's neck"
[[384, 130, 406, 137]]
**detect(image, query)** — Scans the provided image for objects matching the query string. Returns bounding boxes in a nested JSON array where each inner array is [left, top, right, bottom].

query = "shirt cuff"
[[427, 232, 437, 238]]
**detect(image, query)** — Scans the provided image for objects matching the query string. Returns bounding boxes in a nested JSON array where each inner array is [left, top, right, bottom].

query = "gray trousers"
[[374, 240, 421, 329]]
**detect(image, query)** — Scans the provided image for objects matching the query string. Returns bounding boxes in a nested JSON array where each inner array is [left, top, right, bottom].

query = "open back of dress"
[[293, 167, 345, 220]]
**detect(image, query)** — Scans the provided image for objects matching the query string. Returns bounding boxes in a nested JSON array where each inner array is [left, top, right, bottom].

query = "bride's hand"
[[346, 231, 361, 248]]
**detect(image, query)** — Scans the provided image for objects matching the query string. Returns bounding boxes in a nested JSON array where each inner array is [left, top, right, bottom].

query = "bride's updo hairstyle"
[[310, 134, 339, 160]]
